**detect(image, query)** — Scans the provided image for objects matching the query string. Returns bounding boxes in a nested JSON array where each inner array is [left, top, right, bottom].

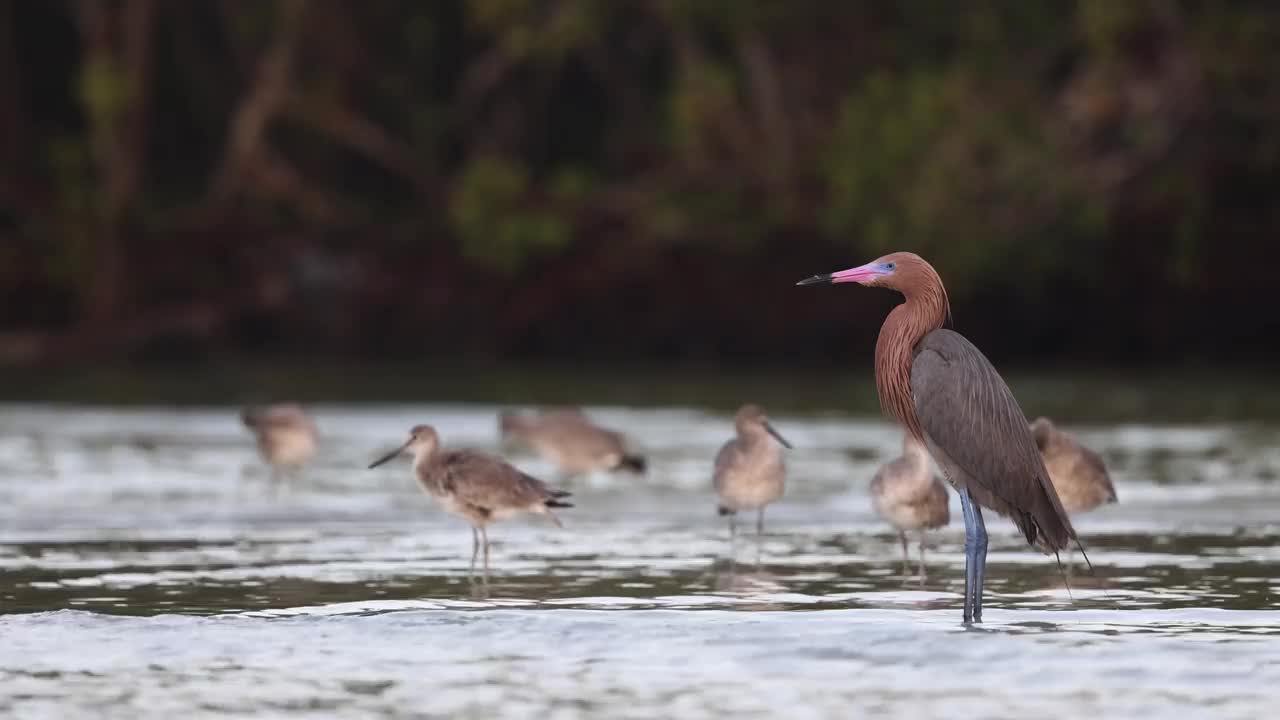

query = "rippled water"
[[1, 405, 1278, 718]]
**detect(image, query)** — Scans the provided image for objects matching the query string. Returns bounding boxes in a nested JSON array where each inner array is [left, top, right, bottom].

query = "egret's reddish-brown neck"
[[870, 255, 949, 442]]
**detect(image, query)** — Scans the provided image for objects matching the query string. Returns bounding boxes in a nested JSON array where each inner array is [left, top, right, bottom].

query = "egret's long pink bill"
[[795, 262, 888, 286], [368, 441, 409, 469]]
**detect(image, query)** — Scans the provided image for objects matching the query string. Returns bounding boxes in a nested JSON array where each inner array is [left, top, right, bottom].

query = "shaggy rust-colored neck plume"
[[866, 253, 950, 443]]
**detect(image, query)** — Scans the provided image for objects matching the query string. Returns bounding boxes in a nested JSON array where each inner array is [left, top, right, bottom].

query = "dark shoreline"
[[0, 361, 1276, 424]]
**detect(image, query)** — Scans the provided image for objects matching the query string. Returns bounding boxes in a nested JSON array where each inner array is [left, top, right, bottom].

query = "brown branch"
[[737, 30, 792, 187], [2, 299, 231, 368], [283, 95, 426, 189], [109, 0, 157, 217], [207, 0, 308, 208], [73, 0, 158, 329], [456, 46, 517, 124], [669, 28, 756, 177], [249, 147, 339, 223]]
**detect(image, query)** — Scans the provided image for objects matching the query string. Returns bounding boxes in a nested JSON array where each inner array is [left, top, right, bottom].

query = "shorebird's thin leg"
[[899, 531, 910, 575], [480, 526, 491, 578], [917, 532, 928, 587], [470, 527, 480, 574], [756, 508, 765, 537], [958, 486, 988, 623], [729, 513, 737, 543]]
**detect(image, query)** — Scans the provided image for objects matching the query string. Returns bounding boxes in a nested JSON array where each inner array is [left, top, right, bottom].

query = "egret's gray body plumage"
[[912, 330, 1074, 553]]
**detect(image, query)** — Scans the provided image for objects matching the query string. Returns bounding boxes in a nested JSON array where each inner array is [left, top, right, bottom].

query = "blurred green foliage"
[[451, 156, 571, 272], [0, 0, 1276, 363]]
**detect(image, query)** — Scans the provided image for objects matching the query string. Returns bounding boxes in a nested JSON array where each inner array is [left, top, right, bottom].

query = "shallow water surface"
[[0, 405, 1277, 719]]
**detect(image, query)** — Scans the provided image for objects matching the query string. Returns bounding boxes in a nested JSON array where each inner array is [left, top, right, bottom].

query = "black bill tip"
[[764, 421, 793, 450], [367, 447, 403, 469], [795, 273, 833, 286]]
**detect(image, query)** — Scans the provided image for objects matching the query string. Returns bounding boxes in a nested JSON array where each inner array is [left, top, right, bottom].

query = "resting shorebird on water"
[[499, 407, 646, 479], [1030, 417, 1117, 516], [713, 404, 792, 539], [241, 403, 318, 486], [870, 432, 950, 579], [368, 425, 572, 573]]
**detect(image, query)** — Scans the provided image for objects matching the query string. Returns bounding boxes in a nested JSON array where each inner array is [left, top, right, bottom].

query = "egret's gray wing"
[[439, 451, 561, 511], [911, 329, 1075, 552]]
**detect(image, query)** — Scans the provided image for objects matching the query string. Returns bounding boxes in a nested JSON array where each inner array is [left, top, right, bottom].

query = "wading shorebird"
[[713, 404, 792, 539], [368, 425, 572, 573], [799, 253, 1078, 623], [871, 433, 950, 579], [499, 407, 646, 478], [240, 403, 318, 485], [1030, 417, 1117, 515]]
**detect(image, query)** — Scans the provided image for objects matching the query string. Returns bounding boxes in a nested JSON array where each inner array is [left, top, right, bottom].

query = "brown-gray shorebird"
[[499, 407, 646, 478], [241, 403, 318, 483], [871, 433, 950, 578], [799, 252, 1077, 623], [713, 404, 792, 538], [368, 425, 572, 572], [1030, 417, 1117, 515]]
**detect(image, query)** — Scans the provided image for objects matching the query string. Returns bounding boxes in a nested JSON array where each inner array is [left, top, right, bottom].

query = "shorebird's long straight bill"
[[763, 421, 792, 449], [368, 441, 409, 469]]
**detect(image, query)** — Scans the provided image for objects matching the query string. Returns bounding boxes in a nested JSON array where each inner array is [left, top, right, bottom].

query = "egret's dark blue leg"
[[957, 486, 989, 623], [958, 487, 976, 622], [971, 495, 988, 621]]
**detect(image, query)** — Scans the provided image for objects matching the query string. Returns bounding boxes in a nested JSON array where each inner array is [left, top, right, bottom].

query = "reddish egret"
[[798, 252, 1076, 623], [713, 404, 792, 538], [500, 408, 646, 478], [240, 403, 318, 484], [871, 433, 950, 579], [368, 425, 573, 573], [1031, 417, 1117, 514]]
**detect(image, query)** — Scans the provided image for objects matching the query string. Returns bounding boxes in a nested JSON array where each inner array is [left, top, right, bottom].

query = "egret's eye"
[[883, 262, 896, 271]]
